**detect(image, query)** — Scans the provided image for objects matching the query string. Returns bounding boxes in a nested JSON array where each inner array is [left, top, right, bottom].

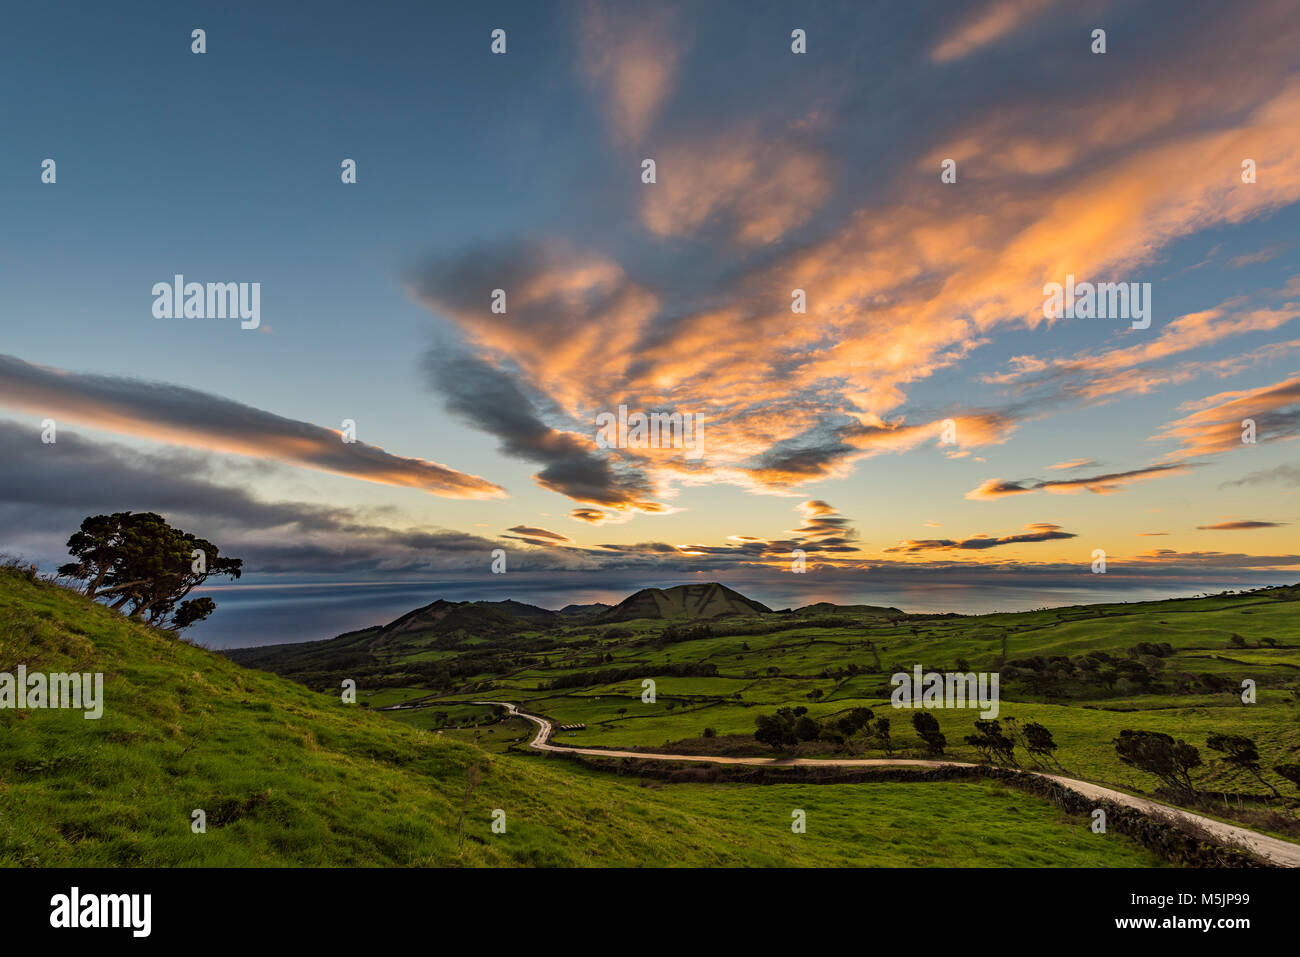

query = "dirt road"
[[475, 700, 1300, 867]]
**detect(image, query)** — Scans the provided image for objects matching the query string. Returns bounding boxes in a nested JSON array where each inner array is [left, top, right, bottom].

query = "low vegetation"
[[1, 565, 1168, 867]]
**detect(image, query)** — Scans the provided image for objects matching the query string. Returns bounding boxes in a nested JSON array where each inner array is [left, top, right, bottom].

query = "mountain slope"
[[226, 597, 552, 675], [379, 598, 556, 638], [600, 583, 772, 622], [792, 601, 906, 620], [226, 584, 779, 681]]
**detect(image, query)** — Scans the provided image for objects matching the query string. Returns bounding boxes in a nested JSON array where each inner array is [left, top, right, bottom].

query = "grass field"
[[0, 567, 1172, 867], [230, 583, 1300, 840]]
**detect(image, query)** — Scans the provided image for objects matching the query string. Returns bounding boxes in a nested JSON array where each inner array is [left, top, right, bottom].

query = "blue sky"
[[2, 1, 1299, 645]]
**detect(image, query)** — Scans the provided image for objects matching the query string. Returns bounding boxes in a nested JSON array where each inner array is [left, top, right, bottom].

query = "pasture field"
[[363, 587, 1300, 811], [1, 567, 1172, 867]]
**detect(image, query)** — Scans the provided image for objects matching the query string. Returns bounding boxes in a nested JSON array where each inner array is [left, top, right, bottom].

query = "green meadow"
[[1, 567, 1169, 867], [234, 582, 1300, 844]]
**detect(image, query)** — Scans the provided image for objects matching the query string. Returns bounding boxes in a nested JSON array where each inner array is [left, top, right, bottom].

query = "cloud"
[[1222, 464, 1300, 487], [640, 128, 832, 245], [930, 0, 1059, 62], [966, 464, 1191, 500], [503, 525, 574, 546], [1127, 548, 1300, 570], [789, 500, 858, 551], [1048, 458, 1098, 470], [577, 2, 684, 144], [404, 2, 1300, 516], [1196, 520, 1286, 530], [0, 421, 514, 574], [1155, 374, 1300, 460], [1227, 244, 1287, 268], [0, 353, 503, 500], [884, 522, 1076, 553], [7, 423, 1294, 592], [990, 285, 1300, 403], [423, 346, 662, 512], [965, 478, 1035, 500]]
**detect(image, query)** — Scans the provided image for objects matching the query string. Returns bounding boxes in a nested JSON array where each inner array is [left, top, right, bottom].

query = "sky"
[[2, 0, 1299, 646]]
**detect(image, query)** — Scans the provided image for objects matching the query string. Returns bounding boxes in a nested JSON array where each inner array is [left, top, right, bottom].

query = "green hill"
[[292, 578, 1300, 843], [600, 582, 773, 622], [791, 601, 906, 619], [0, 566, 1169, 867]]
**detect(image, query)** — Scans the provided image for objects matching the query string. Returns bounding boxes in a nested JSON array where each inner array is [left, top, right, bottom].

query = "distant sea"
[[188, 573, 1290, 650]]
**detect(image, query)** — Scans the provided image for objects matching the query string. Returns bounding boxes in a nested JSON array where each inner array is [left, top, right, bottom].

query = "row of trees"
[[752, 708, 1060, 767], [57, 512, 242, 630], [751, 708, 1298, 801], [1114, 730, 1300, 799], [1000, 644, 1254, 699]]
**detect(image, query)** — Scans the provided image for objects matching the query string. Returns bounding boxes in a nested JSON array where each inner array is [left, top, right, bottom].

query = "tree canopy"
[[58, 512, 242, 629], [1113, 729, 1201, 796]]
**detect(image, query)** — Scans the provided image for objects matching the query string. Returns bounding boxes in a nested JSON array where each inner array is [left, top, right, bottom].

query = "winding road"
[[476, 700, 1300, 867]]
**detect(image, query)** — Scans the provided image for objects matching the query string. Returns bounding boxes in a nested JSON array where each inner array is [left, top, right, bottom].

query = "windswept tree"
[[1275, 763, 1300, 792], [1022, 721, 1062, 770], [911, 711, 947, 755], [1205, 733, 1281, 797], [1113, 730, 1201, 797], [58, 512, 242, 629], [872, 717, 894, 755], [170, 596, 217, 631], [965, 719, 1016, 765]]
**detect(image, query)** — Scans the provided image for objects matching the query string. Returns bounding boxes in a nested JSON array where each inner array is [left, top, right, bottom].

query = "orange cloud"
[[641, 128, 832, 244], [966, 465, 1191, 500], [413, 6, 1300, 511], [1155, 374, 1300, 460], [931, 0, 1058, 62], [991, 285, 1300, 402], [578, 3, 683, 144]]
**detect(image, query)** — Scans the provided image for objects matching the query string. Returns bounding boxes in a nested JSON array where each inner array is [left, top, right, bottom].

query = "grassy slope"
[[0, 569, 1164, 867], [386, 590, 1300, 802]]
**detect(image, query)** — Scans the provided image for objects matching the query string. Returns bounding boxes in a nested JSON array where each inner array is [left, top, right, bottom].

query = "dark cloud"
[[884, 523, 1077, 553], [0, 423, 511, 575], [1222, 464, 1300, 488], [502, 525, 573, 547], [424, 347, 660, 510], [1196, 520, 1286, 530], [0, 353, 503, 499]]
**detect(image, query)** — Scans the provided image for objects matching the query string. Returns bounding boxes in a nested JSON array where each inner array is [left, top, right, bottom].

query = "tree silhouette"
[[1113, 730, 1200, 797], [1206, 733, 1281, 797], [58, 512, 242, 628], [911, 711, 947, 755]]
